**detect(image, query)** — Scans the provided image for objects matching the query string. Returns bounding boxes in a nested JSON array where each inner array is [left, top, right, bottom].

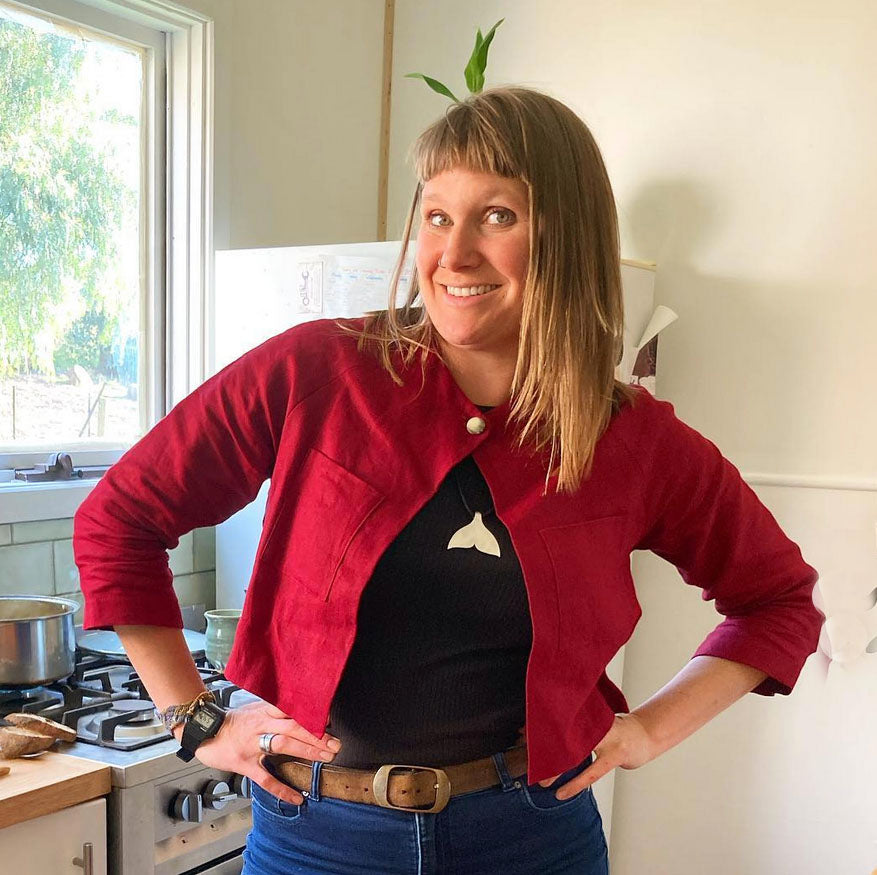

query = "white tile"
[[11, 518, 74, 543], [168, 531, 194, 576], [0, 542, 54, 596], [193, 526, 216, 572], [53, 539, 80, 594], [0, 525, 10, 547], [173, 571, 216, 611]]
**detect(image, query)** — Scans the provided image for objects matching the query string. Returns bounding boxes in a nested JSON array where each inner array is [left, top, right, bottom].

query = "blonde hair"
[[347, 86, 640, 492]]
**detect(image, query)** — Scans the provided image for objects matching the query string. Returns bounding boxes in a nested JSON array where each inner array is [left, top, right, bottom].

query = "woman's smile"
[[440, 282, 503, 299]]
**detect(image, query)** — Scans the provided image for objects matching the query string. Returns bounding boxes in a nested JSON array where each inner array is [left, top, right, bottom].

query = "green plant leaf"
[[464, 28, 484, 93], [471, 19, 503, 93], [404, 72, 460, 103]]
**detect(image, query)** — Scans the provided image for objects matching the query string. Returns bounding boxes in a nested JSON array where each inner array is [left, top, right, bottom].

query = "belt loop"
[[310, 759, 323, 801], [490, 751, 519, 793]]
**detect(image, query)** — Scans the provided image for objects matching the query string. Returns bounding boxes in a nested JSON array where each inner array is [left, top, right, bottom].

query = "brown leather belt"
[[269, 744, 528, 814]]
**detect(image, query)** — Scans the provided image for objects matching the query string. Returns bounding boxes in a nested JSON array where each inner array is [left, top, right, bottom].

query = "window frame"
[[0, 0, 213, 523]]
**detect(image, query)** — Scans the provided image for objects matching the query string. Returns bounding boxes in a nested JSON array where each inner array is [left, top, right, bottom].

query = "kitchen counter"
[[0, 749, 111, 829]]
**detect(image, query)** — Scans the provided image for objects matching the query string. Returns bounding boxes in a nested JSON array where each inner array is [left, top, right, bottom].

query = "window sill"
[[0, 479, 99, 524]]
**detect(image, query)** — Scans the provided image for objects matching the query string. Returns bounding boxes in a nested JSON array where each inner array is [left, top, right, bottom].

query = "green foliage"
[[463, 20, 503, 94], [406, 19, 504, 103], [0, 18, 128, 378], [403, 73, 460, 103], [53, 306, 116, 377]]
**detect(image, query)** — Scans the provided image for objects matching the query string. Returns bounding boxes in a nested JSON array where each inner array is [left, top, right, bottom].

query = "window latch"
[[14, 453, 108, 483]]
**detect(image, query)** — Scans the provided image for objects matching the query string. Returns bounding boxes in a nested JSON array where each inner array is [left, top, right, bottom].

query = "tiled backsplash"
[[0, 518, 216, 623]]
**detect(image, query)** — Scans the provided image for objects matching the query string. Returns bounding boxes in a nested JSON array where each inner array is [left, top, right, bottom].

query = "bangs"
[[411, 100, 528, 184]]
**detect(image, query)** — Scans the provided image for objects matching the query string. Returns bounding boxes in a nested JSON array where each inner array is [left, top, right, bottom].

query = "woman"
[[74, 87, 821, 874]]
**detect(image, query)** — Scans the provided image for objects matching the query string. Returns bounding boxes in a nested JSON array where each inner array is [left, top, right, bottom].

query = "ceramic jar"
[[204, 609, 242, 670]]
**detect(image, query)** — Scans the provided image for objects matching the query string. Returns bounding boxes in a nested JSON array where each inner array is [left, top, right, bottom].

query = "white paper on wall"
[[617, 304, 678, 396], [814, 581, 877, 669], [615, 261, 677, 396], [311, 255, 412, 317]]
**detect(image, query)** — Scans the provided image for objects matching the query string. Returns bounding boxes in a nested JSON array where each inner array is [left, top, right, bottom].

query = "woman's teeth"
[[444, 284, 500, 297]]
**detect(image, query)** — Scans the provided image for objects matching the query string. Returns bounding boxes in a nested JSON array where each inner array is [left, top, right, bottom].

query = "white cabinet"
[[0, 797, 107, 874]]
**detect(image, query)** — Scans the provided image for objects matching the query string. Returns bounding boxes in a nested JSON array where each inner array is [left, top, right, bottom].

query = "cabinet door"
[[0, 797, 107, 875]]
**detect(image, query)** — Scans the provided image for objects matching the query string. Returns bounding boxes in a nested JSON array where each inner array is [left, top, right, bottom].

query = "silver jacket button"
[[466, 416, 487, 435]]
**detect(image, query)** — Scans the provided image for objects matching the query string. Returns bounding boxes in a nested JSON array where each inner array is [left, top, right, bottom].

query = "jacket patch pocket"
[[538, 515, 638, 654], [261, 448, 384, 601]]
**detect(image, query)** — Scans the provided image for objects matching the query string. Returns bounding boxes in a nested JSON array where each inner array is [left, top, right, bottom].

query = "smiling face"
[[416, 167, 531, 364]]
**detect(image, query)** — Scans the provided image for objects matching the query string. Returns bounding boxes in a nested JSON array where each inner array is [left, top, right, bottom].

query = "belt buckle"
[[373, 764, 451, 814]]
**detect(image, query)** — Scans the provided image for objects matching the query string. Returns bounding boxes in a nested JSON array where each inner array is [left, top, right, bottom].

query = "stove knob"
[[202, 779, 237, 810], [231, 774, 252, 799], [170, 791, 203, 823]]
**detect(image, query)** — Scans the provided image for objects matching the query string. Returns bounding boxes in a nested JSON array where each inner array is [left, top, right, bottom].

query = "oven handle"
[[198, 851, 245, 873], [72, 841, 93, 875]]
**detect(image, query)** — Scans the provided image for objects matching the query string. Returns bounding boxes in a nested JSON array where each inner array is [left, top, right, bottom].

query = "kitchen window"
[[0, 0, 212, 523]]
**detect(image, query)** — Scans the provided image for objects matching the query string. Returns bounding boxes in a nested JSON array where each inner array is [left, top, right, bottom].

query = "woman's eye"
[[486, 208, 514, 225], [427, 212, 450, 227]]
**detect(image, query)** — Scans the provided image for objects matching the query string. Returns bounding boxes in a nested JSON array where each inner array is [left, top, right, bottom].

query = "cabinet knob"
[[170, 791, 203, 822], [72, 842, 94, 875]]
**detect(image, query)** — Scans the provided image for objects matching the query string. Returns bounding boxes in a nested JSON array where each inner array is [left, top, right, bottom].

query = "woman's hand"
[[536, 712, 656, 799], [183, 701, 341, 804]]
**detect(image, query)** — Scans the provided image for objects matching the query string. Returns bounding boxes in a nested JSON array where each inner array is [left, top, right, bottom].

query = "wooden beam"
[[377, 0, 395, 241]]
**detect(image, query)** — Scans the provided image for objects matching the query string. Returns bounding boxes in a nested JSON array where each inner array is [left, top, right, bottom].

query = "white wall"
[[187, 0, 386, 250], [387, 2, 876, 872]]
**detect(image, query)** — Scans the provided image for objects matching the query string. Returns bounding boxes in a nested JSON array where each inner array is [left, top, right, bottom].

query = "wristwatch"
[[176, 700, 227, 762]]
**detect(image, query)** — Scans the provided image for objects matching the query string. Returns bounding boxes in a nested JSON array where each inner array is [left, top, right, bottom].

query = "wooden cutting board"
[[0, 751, 110, 830]]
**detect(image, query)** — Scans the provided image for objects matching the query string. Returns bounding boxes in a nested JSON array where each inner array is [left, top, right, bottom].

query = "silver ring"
[[258, 732, 278, 754]]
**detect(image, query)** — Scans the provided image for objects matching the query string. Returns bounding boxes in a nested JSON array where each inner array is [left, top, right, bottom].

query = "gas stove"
[[1, 650, 257, 874], [0, 654, 243, 752]]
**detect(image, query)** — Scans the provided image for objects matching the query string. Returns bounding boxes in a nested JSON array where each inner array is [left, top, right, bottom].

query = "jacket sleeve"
[[74, 330, 301, 630], [632, 392, 821, 695]]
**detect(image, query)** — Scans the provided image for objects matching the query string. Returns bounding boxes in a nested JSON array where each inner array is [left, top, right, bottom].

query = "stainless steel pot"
[[0, 595, 78, 686]]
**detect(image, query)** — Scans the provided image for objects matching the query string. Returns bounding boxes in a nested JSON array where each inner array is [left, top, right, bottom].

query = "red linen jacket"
[[74, 318, 821, 783]]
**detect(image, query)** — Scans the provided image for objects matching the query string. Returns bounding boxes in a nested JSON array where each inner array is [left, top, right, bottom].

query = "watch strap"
[[176, 745, 196, 762], [161, 690, 217, 731]]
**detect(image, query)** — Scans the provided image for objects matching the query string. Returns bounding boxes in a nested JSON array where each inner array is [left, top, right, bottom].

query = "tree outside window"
[[0, 7, 143, 448]]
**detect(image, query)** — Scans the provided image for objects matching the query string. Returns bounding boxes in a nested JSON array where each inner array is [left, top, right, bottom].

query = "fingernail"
[[327, 738, 342, 752], [320, 750, 335, 761]]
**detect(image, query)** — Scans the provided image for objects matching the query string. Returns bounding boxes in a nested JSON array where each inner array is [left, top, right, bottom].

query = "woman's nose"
[[439, 226, 482, 272]]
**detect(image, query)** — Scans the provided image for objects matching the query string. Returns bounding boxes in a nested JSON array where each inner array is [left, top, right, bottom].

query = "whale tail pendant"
[[447, 512, 501, 557]]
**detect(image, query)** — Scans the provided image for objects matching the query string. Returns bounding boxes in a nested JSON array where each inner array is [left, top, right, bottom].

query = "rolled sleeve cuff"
[[692, 615, 821, 696], [82, 584, 183, 631]]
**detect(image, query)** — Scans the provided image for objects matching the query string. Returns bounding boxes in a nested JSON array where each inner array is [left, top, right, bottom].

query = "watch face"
[[194, 708, 216, 730]]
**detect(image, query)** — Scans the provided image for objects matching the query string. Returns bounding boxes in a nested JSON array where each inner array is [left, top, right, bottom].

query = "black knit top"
[[326, 454, 533, 768]]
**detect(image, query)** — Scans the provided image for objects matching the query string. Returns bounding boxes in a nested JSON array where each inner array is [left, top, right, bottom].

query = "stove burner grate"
[[0, 651, 242, 751]]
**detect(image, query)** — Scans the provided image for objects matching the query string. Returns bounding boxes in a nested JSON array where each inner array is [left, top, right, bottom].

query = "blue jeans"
[[243, 750, 609, 874]]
